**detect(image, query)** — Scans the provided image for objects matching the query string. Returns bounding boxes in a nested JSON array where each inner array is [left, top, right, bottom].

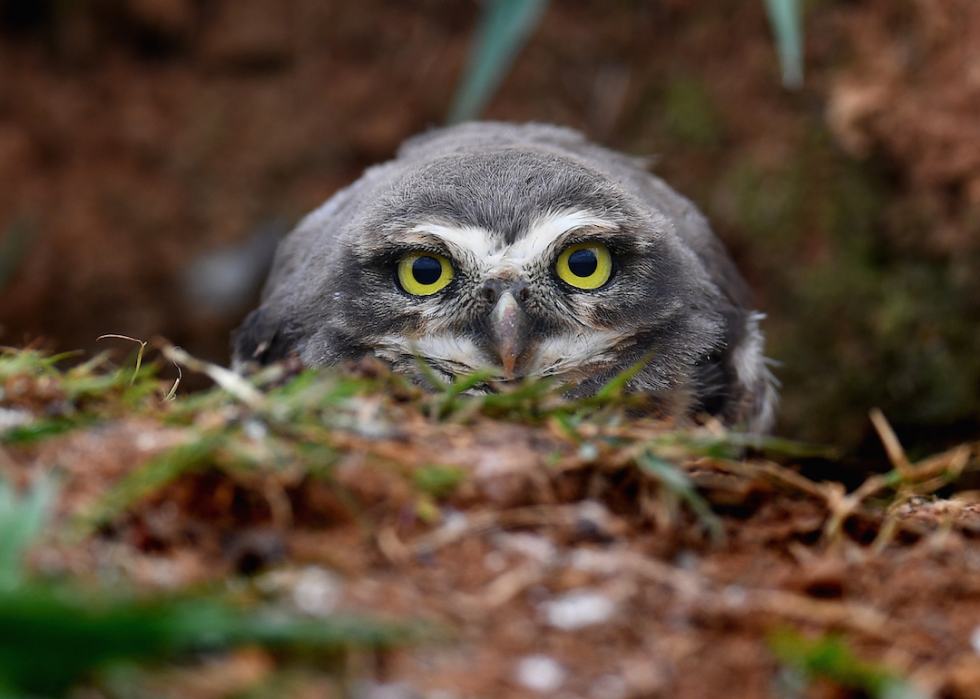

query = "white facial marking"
[[509, 210, 617, 270], [374, 329, 629, 382], [528, 330, 627, 377], [402, 223, 499, 259], [388, 210, 626, 382], [407, 209, 617, 278], [373, 334, 490, 373]]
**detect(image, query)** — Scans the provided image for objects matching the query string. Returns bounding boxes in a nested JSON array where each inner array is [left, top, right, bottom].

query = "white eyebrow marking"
[[406, 209, 618, 277], [508, 210, 617, 266], [401, 223, 499, 259]]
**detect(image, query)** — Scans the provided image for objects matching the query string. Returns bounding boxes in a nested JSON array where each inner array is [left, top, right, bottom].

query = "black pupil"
[[412, 256, 442, 285], [567, 248, 598, 277]]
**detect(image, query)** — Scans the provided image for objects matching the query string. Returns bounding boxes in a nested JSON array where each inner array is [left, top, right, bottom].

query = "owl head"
[[233, 122, 776, 431]]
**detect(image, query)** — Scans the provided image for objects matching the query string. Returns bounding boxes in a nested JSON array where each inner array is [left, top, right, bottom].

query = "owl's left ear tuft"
[[231, 307, 301, 371]]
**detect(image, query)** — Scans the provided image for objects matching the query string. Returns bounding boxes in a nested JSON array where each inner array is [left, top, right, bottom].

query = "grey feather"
[[233, 122, 777, 431]]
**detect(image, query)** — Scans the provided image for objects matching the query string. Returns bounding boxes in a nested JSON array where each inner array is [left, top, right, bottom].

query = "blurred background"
[[1, 0, 979, 455]]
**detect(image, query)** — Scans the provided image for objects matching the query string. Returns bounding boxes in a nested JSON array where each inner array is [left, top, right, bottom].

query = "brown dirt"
[[826, 0, 980, 255], [4, 361, 980, 698]]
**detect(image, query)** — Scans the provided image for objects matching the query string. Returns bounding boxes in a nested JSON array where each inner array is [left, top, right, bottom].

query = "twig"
[[165, 361, 182, 401], [755, 461, 832, 501], [96, 334, 147, 386], [462, 561, 546, 610], [739, 588, 897, 641], [156, 340, 264, 410], [869, 408, 913, 479]]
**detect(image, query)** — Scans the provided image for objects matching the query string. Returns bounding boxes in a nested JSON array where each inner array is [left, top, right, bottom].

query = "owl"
[[233, 122, 777, 432]]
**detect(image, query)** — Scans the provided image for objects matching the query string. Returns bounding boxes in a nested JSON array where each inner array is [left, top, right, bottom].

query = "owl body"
[[234, 122, 776, 431]]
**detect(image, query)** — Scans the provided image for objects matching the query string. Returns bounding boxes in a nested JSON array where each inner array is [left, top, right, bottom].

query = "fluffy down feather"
[[233, 122, 777, 432]]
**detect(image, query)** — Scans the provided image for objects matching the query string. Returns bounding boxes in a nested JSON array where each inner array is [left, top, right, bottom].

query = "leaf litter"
[[1, 346, 979, 699]]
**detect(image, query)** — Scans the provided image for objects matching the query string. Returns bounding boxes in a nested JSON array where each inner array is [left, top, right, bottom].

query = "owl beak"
[[489, 290, 528, 376]]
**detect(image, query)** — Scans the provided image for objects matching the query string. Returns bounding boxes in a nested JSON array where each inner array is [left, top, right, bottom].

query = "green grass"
[[0, 348, 161, 446], [770, 629, 925, 699], [0, 588, 425, 698]]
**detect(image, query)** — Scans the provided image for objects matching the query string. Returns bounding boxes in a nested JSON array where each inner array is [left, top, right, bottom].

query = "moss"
[[661, 77, 724, 149]]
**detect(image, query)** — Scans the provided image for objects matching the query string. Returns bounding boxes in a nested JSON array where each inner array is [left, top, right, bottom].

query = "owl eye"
[[397, 252, 455, 296], [555, 242, 612, 290]]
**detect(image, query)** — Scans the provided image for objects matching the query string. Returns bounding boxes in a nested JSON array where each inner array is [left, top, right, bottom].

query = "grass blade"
[[636, 451, 725, 543], [763, 0, 804, 88], [0, 588, 426, 697], [0, 476, 56, 591], [448, 0, 550, 123], [769, 628, 925, 699]]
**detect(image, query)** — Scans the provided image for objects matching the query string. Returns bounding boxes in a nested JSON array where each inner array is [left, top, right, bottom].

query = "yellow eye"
[[555, 242, 612, 290], [397, 252, 455, 296]]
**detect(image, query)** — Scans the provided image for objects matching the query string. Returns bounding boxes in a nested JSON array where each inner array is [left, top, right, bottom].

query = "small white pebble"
[[590, 673, 628, 699], [723, 584, 747, 607], [292, 566, 342, 617], [543, 590, 616, 630], [483, 550, 508, 573], [516, 655, 566, 693], [353, 681, 423, 699], [497, 533, 558, 565], [427, 692, 460, 699], [573, 500, 616, 534], [442, 509, 469, 534], [135, 431, 159, 451], [0, 406, 32, 430], [143, 557, 180, 588], [569, 548, 618, 574], [242, 418, 268, 441], [971, 625, 980, 655], [674, 550, 700, 571]]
